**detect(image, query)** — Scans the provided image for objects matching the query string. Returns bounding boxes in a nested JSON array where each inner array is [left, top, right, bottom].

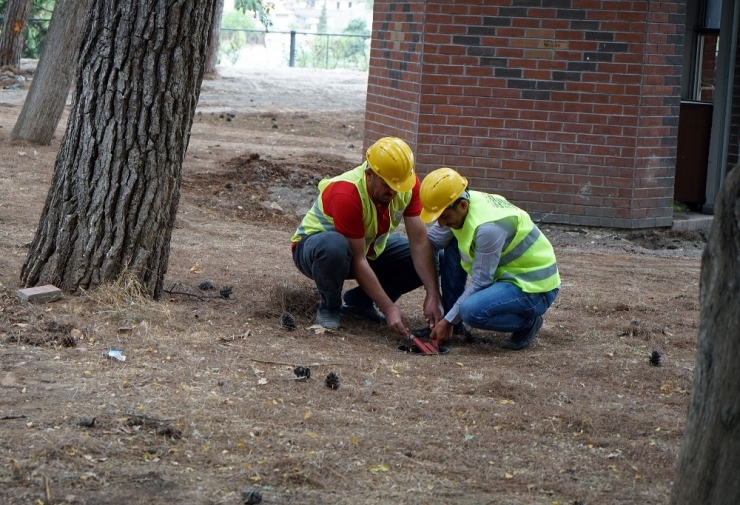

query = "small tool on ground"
[[408, 327, 440, 355]]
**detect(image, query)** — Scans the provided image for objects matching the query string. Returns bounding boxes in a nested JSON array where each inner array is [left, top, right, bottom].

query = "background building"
[[363, 0, 738, 229]]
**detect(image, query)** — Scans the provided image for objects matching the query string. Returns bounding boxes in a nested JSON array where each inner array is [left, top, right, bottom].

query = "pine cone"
[[325, 371, 340, 389], [649, 350, 662, 366], [241, 487, 262, 505], [219, 286, 233, 299], [281, 312, 297, 331], [60, 335, 77, 348], [199, 280, 216, 291], [294, 366, 311, 379]]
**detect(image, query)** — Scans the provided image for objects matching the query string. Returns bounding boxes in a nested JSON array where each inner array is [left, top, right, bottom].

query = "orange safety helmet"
[[419, 167, 468, 223], [365, 137, 416, 192]]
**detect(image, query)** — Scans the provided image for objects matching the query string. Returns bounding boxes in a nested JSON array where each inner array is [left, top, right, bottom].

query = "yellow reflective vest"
[[452, 191, 560, 293], [291, 163, 412, 260]]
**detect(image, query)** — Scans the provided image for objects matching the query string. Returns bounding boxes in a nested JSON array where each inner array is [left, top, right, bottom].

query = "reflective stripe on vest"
[[451, 191, 560, 293], [290, 163, 412, 260]]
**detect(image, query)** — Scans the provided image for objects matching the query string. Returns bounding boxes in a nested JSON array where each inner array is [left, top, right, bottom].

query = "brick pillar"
[[364, 0, 687, 228], [363, 0, 425, 148], [632, 0, 685, 225]]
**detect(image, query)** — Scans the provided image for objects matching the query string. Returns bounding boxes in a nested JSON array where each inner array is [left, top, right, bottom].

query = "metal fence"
[[220, 29, 371, 70], [4, 20, 370, 71]]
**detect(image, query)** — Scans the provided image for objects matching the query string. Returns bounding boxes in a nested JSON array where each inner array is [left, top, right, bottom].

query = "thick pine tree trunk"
[[671, 164, 740, 503], [204, 0, 224, 75], [0, 0, 31, 68], [11, 0, 92, 145], [20, 0, 215, 299]]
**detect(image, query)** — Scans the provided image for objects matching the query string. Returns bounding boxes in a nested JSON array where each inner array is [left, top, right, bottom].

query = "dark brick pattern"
[[364, 0, 687, 228]]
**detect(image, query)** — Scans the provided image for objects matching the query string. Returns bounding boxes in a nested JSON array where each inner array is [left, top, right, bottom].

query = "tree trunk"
[[20, 0, 215, 299], [670, 164, 740, 504], [11, 0, 92, 145], [0, 0, 31, 68], [204, 0, 224, 75]]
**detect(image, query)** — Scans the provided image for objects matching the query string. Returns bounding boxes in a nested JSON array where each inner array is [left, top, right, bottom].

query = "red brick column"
[[364, 0, 686, 228], [363, 0, 426, 147]]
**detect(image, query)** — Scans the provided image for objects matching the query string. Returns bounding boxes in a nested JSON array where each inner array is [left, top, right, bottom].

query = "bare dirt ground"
[[0, 64, 707, 504]]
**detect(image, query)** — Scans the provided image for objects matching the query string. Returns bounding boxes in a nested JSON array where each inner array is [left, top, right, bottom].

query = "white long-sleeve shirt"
[[428, 219, 516, 325]]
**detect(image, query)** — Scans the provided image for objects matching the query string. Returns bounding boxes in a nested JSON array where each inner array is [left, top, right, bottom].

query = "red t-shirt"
[[317, 175, 422, 256]]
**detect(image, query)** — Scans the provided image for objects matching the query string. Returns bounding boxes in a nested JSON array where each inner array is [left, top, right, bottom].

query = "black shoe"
[[501, 316, 543, 351], [453, 322, 474, 342], [411, 326, 431, 338], [340, 304, 386, 323]]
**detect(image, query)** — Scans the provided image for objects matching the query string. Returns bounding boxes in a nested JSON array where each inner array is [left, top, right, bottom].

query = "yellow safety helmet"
[[419, 167, 468, 223], [365, 137, 416, 192]]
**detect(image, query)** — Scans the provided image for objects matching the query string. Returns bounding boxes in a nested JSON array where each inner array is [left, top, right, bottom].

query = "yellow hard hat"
[[366, 137, 416, 192], [419, 167, 468, 223]]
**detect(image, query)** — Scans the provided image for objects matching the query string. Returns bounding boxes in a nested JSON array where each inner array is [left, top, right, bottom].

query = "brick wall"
[[364, 0, 686, 228], [363, 0, 425, 146]]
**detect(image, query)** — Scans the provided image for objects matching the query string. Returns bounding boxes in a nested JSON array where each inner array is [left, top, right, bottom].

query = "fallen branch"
[[164, 282, 233, 301], [1, 414, 27, 420], [249, 358, 347, 367]]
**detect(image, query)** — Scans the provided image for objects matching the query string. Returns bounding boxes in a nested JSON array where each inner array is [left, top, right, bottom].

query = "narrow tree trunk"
[[11, 0, 92, 145], [0, 0, 31, 68], [20, 0, 215, 299], [671, 164, 740, 503], [205, 0, 224, 75]]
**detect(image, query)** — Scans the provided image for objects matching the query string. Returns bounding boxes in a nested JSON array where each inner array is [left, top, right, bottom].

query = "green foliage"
[[235, 0, 273, 29], [343, 18, 368, 35], [222, 9, 258, 30], [220, 11, 259, 65], [317, 1, 327, 33], [300, 17, 369, 70], [0, 0, 54, 59]]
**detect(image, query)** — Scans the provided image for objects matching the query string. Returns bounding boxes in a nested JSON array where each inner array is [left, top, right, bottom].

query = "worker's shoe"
[[453, 322, 474, 342], [501, 316, 542, 351], [315, 307, 341, 330], [340, 303, 386, 323]]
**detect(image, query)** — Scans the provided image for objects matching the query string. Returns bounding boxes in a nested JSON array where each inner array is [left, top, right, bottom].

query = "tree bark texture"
[[0, 0, 31, 68], [671, 164, 740, 504], [205, 0, 224, 74], [11, 0, 92, 145], [20, 0, 215, 299]]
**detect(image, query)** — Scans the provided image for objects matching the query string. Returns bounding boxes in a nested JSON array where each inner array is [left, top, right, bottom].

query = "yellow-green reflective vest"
[[451, 191, 560, 293], [291, 163, 412, 260]]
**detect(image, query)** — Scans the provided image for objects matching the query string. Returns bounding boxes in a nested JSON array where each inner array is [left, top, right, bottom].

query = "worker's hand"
[[381, 304, 410, 337], [430, 319, 453, 346], [423, 291, 444, 327]]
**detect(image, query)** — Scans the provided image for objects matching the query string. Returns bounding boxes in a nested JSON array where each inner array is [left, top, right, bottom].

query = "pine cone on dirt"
[[241, 487, 262, 504], [199, 280, 216, 291], [325, 371, 340, 390], [293, 366, 311, 379], [281, 312, 297, 331], [649, 350, 662, 366], [60, 335, 77, 348]]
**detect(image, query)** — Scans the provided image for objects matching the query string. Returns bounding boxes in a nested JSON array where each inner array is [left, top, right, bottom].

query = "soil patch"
[[0, 64, 704, 504]]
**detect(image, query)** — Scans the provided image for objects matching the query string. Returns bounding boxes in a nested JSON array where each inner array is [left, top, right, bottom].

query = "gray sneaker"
[[315, 308, 340, 329], [501, 316, 542, 351]]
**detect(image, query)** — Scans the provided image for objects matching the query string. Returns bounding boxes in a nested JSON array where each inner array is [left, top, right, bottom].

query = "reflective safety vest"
[[291, 163, 412, 260], [451, 191, 560, 293]]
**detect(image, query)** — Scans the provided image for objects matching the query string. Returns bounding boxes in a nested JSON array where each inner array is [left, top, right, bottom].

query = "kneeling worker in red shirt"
[[291, 137, 443, 335]]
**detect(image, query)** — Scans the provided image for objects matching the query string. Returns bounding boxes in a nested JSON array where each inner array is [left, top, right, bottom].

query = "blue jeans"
[[292, 232, 423, 310], [439, 239, 559, 333]]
